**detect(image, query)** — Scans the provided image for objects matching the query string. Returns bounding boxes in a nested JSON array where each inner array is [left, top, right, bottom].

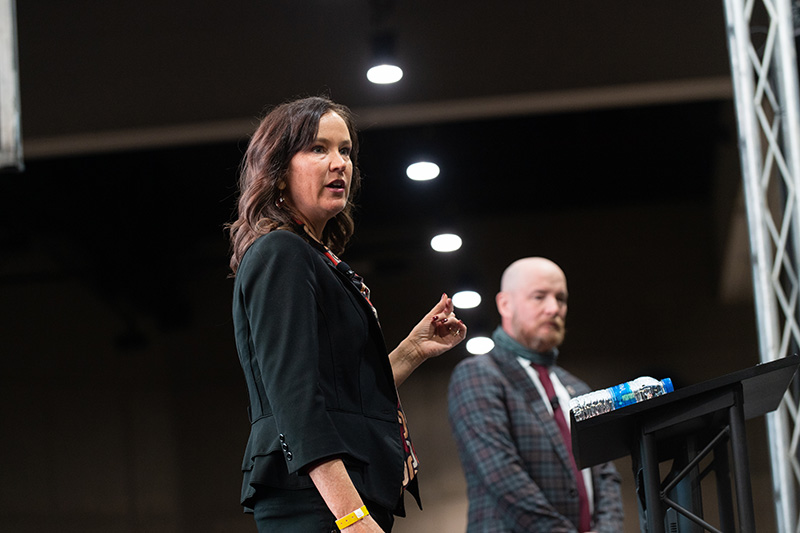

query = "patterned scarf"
[[491, 326, 559, 367]]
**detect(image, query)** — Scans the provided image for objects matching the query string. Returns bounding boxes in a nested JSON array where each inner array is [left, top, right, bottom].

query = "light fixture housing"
[[367, 31, 402, 85]]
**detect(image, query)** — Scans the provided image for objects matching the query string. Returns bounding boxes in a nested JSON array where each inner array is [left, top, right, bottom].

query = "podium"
[[571, 355, 799, 533]]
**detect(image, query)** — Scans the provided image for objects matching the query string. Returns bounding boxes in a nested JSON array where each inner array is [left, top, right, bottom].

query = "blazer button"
[[286, 451, 293, 461], [281, 443, 289, 451], [279, 434, 286, 442], [569, 488, 578, 498]]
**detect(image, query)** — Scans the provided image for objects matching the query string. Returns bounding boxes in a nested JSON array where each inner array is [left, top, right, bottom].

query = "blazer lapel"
[[492, 350, 576, 473], [323, 259, 388, 347]]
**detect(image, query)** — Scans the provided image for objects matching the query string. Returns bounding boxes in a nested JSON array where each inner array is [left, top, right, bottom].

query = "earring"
[[276, 181, 286, 208]]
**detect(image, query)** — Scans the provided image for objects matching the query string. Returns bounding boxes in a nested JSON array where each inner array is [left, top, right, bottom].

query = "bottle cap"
[[661, 377, 674, 393]]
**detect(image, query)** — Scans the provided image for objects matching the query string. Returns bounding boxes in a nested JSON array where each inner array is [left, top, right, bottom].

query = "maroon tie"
[[533, 363, 591, 532]]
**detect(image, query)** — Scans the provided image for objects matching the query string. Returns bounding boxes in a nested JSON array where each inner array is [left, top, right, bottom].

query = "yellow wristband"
[[335, 505, 369, 530]]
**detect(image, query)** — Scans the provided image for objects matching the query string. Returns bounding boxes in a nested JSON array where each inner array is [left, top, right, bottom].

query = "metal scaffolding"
[[0, 0, 21, 171], [722, 0, 800, 530]]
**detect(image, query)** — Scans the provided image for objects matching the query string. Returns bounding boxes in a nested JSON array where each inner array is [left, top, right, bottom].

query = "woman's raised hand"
[[390, 293, 467, 386], [414, 293, 468, 357]]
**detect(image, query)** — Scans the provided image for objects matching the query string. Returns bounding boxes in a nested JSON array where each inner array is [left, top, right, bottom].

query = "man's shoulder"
[[552, 365, 592, 394], [450, 348, 519, 383], [552, 364, 580, 380], [453, 351, 498, 372], [448, 353, 508, 410]]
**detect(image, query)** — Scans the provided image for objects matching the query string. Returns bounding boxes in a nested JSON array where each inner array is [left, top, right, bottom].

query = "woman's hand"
[[409, 292, 467, 357], [389, 293, 467, 386]]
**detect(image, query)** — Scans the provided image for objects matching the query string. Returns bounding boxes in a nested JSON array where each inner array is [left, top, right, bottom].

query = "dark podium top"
[[572, 354, 800, 470]]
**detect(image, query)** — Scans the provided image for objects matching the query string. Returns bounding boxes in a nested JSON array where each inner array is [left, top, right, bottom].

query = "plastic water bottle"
[[569, 376, 674, 422]]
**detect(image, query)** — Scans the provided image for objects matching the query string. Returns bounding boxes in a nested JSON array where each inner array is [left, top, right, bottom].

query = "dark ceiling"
[[4, 1, 741, 351], [17, 1, 731, 146]]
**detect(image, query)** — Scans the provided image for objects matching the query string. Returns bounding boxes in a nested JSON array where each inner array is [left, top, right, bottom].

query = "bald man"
[[448, 258, 623, 532]]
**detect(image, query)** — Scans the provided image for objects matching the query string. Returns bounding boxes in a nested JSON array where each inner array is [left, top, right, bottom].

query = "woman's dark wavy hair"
[[227, 96, 361, 275]]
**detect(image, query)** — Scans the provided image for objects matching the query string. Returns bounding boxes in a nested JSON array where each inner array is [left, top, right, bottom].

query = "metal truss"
[[723, 0, 800, 530], [0, 0, 22, 171]]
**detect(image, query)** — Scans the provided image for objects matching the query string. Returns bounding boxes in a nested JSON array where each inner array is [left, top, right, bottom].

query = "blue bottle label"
[[610, 382, 637, 409]]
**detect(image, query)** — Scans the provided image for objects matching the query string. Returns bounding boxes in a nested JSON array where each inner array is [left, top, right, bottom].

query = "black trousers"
[[252, 486, 394, 532]]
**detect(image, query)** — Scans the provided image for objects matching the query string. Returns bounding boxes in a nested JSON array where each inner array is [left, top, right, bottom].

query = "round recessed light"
[[406, 162, 440, 181], [466, 336, 495, 355], [430, 233, 462, 252], [367, 64, 403, 84], [452, 290, 481, 309]]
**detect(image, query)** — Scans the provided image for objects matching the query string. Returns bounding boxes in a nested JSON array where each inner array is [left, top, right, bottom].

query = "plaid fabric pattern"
[[447, 346, 624, 532]]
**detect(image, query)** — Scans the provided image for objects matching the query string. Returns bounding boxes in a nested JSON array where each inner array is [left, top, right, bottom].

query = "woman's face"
[[284, 111, 353, 237]]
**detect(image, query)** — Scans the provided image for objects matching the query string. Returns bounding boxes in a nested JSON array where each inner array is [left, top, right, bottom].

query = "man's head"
[[496, 257, 568, 353]]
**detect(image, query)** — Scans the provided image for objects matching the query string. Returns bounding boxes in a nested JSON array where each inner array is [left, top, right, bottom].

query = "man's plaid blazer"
[[447, 345, 624, 532]]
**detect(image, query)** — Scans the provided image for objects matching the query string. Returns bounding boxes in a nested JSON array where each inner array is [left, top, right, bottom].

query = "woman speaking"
[[228, 96, 466, 532]]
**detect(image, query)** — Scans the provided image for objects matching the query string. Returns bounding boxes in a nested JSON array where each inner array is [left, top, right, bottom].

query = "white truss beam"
[[723, 0, 800, 530]]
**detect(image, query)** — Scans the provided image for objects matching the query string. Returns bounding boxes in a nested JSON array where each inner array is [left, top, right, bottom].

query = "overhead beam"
[[23, 76, 733, 159]]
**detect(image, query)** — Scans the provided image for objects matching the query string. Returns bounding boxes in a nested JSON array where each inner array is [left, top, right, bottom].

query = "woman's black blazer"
[[232, 230, 406, 513]]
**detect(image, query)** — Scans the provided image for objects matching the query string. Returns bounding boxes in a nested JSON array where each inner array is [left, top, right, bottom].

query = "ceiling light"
[[430, 233, 462, 252], [452, 290, 481, 309], [466, 336, 495, 355], [367, 32, 402, 85], [367, 64, 403, 84], [406, 161, 440, 181]]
